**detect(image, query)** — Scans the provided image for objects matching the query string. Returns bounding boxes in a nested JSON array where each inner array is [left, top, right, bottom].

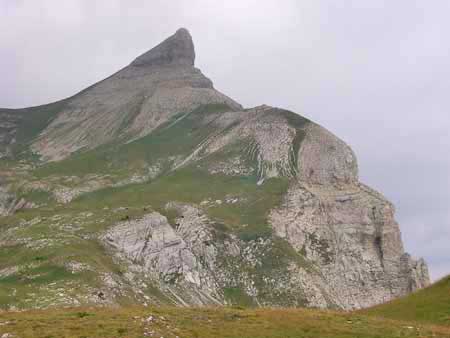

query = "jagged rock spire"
[[131, 28, 195, 67]]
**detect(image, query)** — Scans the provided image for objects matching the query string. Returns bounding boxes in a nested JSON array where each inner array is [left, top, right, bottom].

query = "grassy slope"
[[361, 276, 450, 326], [0, 306, 449, 338], [0, 105, 294, 307], [33, 103, 234, 178], [2, 277, 449, 337], [0, 166, 291, 308], [0, 100, 67, 157], [1, 278, 449, 337]]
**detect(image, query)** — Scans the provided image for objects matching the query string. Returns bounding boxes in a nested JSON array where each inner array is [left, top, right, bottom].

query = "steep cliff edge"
[[0, 28, 428, 310]]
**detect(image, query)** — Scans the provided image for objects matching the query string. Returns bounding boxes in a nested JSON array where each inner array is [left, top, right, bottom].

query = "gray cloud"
[[1, 0, 448, 280]]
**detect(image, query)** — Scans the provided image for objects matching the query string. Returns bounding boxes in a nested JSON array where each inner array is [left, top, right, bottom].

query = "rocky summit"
[[0, 28, 429, 311]]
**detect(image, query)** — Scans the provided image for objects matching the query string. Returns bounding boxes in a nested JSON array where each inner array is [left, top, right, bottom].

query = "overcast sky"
[[1, 1, 449, 280]]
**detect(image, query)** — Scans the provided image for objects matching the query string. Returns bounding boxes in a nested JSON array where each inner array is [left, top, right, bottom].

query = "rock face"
[[131, 28, 195, 67], [0, 28, 429, 310], [270, 183, 429, 309]]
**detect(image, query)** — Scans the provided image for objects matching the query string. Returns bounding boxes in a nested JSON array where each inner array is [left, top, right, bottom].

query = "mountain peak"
[[131, 28, 195, 67]]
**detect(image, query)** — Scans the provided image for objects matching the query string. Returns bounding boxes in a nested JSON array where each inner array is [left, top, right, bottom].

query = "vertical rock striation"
[[270, 122, 430, 309]]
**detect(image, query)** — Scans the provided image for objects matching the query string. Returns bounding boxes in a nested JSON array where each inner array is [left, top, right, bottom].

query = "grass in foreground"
[[1, 306, 450, 338]]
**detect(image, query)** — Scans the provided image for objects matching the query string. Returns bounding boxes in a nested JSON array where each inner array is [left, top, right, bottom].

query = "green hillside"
[[362, 276, 450, 326]]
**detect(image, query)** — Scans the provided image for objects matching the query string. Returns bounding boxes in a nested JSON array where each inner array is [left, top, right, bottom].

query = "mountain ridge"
[[0, 28, 429, 311]]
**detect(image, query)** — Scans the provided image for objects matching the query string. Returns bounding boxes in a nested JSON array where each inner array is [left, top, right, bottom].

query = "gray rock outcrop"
[[131, 28, 195, 67], [269, 181, 430, 309], [102, 204, 222, 305]]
